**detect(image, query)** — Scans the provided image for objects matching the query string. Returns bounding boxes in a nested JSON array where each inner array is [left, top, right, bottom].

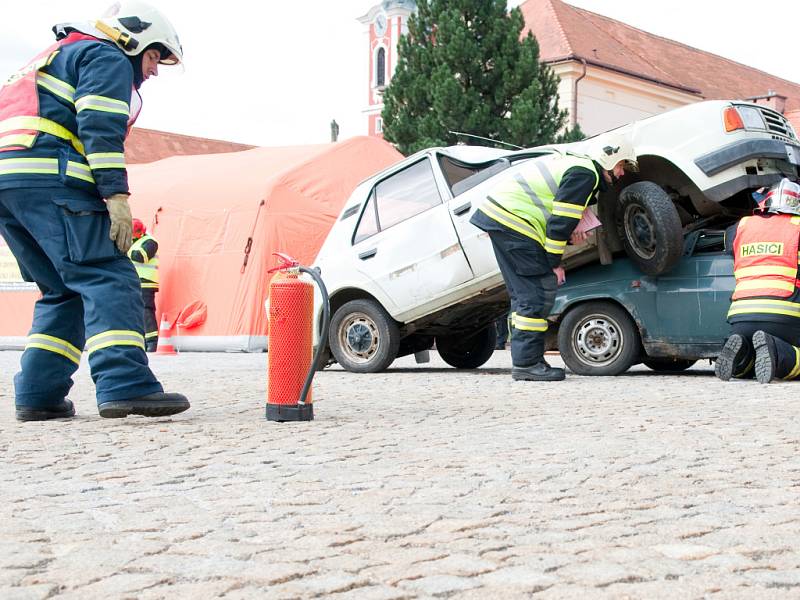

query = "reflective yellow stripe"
[[66, 161, 95, 183], [728, 299, 800, 318], [511, 312, 548, 332], [36, 72, 75, 104], [551, 201, 584, 219], [86, 152, 126, 170], [734, 265, 797, 278], [75, 94, 129, 116], [734, 279, 795, 293], [26, 333, 82, 365], [145, 330, 159, 340], [0, 133, 36, 149], [85, 330, 145, 355], [0, 116, 85, 155], [477, 204, 544, 244], [0, 157, 58, 175], [785, 347, 800, 380], [544, 237, 567, 255]]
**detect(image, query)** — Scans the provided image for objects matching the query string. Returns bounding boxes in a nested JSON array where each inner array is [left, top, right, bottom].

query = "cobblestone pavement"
[[1, 349, 800, 599]]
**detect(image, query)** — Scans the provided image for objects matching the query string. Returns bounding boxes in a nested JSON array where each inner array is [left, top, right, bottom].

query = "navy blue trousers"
[[487, 227, 557, 367], [0, 187, 162, 408]]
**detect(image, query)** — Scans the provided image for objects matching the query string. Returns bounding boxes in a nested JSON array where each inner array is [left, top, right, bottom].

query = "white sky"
[[1, 1, 799, 147]]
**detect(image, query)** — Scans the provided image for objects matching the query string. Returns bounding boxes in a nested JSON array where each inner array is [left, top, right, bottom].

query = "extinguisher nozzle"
[[266, 403, 314, 422]]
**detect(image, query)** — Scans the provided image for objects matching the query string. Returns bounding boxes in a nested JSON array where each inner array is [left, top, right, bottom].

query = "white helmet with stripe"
[[95, 1, 183, 65], [762, 178, 800, 216]]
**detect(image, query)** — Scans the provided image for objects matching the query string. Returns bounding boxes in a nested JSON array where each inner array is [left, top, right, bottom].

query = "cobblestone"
[[2, 350, 800, 598]]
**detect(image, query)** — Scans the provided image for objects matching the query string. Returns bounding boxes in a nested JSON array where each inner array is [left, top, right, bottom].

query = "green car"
[[549, 229, 733, 375]]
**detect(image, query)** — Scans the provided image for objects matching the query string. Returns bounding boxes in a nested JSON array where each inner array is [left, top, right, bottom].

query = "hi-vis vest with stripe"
[[476, 152, 598, 252], [0, 33, 99, 155], [0, 32, 132, 186], [731, 214, 800, 301], [128, 234, 159, 288]]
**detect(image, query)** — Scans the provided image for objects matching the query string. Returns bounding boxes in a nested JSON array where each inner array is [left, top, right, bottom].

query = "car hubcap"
[[624, 204, 657, 259], [340, 312, 379, 363], [573, 315, 623, 367]]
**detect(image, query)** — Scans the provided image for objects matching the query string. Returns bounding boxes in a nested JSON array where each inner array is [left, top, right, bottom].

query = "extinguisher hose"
[[297, 266, 330, 405]]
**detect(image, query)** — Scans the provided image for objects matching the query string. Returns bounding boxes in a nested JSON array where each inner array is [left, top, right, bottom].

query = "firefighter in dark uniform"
[[0, 2, 190, 420], [470, 135, 639, 381], [129, 218, 159, 351], [715, 178, 800, 384]]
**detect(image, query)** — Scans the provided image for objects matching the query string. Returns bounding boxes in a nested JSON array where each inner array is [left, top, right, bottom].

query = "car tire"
[[329, 299, 400, 373], [557, 302, 640, 375], [642, 357, 696, 372], [436, 326, 497, 369], [617, 181, 683, 276]]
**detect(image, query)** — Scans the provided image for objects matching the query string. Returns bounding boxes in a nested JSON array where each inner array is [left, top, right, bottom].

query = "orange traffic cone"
[[155, 314, 177, 356]]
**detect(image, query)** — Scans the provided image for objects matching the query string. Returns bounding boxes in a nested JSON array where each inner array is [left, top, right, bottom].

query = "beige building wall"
[[551, 62, 701, 137]]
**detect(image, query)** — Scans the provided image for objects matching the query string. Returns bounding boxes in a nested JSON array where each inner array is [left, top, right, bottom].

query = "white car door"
[[350, 157, 474, 316]]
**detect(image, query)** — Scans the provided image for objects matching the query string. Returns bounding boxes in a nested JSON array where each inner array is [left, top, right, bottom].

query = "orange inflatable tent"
[[0, 136, 403, 351]]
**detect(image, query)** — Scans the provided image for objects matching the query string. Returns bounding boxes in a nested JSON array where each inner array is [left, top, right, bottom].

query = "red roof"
[[520, 0, 800, 110], [125, 127, 255, 164]]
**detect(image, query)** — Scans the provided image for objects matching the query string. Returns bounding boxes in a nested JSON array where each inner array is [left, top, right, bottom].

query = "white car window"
[[353, 159, 443, 244]]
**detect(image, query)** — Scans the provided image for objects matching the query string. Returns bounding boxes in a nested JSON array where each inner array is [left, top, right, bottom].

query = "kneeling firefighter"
[[0, 2, 190, 420], [470, 135, 639, 381], [716, 178, 800, 384]]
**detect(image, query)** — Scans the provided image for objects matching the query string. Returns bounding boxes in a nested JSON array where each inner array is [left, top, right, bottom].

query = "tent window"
[[353, 159, 442, 245], [376, 48, 386, 88]]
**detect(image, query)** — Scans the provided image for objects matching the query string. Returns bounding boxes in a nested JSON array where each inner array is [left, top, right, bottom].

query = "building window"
[[375, 118, 383, 134], [376, 47, 386, 88]]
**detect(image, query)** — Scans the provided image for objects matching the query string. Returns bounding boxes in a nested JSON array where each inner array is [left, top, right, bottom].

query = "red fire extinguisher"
[[266, 253, 330, 422]]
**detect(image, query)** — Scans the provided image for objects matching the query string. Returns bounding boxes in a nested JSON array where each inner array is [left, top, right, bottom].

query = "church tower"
[[357, 1, 417, 137]]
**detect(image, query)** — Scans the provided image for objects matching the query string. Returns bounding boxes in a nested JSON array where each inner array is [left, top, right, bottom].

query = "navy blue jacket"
[[0, 38, 133, 198]]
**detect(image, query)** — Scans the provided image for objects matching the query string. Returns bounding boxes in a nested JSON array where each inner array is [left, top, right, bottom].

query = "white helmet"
[[761, 178, 800, 216], [53, 2, 183, 64], [588, 132, 638, 172], [94, 1, 183, 64]]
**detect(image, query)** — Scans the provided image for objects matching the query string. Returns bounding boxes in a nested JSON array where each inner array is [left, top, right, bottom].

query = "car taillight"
[[723, 107, 745, 132]]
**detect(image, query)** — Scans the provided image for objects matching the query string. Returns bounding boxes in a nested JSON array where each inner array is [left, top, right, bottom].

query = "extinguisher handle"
[[268, 252, 300, 273]]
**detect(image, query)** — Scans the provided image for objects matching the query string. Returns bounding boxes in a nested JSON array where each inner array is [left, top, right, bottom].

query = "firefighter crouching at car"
[[715, 178, 800, 384], [129, 218, 159, 352], [0, 2, 190, 421], [470, 135, 639, 381]]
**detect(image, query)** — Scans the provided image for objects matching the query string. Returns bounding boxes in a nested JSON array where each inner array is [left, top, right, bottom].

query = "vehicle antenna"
[[449, 130, 524, 150]]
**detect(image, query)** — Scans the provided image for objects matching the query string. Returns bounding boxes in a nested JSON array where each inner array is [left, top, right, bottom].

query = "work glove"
[[107, 193, 133, 253]]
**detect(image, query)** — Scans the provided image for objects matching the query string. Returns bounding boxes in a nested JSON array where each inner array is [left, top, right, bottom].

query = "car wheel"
[[617, 181, 683, 276], [436, 326, 497, 369], [643, 357, 696, 372], [557, 302, 640, 375], [329, 299, 400, 373]]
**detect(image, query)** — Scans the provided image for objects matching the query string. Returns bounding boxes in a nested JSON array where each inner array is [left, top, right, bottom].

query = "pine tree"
[[381, 0, 581, 155]]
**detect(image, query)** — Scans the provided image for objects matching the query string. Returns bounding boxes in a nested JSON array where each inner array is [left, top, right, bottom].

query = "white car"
[[314, 100, 800, 373]]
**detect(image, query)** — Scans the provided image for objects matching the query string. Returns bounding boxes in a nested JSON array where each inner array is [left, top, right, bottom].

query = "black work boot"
[[16, 399, 75, 422], [714, 334, 751, 381], [98, 393, 190, 419], [512, 361, 566, 381], [753, 330, 777, 384]]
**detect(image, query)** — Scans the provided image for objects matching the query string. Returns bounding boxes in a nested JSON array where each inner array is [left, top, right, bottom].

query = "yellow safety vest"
[[128, 234, 159, 289], [476, 151, 599, 254]]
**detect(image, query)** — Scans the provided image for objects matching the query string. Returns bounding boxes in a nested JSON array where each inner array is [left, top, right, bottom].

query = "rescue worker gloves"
[[107, 193, 133, 252]]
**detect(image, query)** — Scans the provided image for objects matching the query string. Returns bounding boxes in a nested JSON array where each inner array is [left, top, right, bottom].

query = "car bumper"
[[695, 138, 800, 177]]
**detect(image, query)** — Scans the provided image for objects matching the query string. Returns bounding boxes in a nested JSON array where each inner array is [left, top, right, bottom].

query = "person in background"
[[0, 2, 190, 420], [129, 218, 160, 351], [470, 135, 639, 381], [715, 178, 800, 384]]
